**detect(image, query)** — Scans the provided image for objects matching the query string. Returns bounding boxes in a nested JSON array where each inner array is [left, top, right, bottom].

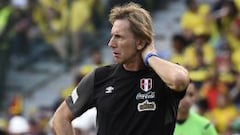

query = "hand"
[[141, 42, 157, 60]]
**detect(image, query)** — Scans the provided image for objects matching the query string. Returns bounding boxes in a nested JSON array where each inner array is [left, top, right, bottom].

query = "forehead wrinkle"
[[112, 19, 131, 35]]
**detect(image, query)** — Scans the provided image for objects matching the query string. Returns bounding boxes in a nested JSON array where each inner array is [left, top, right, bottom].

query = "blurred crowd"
[[0, 0, 170, 104], [0, 0, 169, 135], [1, 0, 240, 135], [170, 0, 240, 134]]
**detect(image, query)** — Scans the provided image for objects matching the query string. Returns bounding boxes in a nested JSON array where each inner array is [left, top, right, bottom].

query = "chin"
[[114, 58, 124, 64]]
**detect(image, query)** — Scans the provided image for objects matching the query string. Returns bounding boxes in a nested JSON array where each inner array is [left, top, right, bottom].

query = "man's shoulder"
[[96, 64, 120, 73], [189, 112, 211, 126], [94, 64, 121, 78], [189, 112, 218, 134]]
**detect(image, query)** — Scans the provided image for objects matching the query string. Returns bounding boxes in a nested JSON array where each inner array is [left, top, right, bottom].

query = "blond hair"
[[109, 2, 154, 44]]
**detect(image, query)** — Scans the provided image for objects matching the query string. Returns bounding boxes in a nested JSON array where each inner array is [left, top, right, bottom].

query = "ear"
[[136, 40, 147, 50]]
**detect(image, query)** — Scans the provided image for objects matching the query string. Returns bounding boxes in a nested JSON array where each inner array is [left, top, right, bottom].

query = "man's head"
[[185, 0, 198, 12], [178, 83, 198, 115], [109, 2, 153, 46], [108, 2, 154, 64], [172, 34, 186, 53]]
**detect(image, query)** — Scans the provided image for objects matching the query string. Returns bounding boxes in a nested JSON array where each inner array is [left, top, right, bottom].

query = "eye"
[[115, 34, 121, 39]]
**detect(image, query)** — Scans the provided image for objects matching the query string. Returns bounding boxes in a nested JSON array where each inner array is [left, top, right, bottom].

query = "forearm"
[[53, 116, 74, 135], [52, 101, 74, 135], [148, 56, 189, 91]]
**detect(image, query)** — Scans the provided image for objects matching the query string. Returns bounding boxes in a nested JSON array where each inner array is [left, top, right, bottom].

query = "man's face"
[[178, 83, 197, 113], [108, 19, 140, 64]]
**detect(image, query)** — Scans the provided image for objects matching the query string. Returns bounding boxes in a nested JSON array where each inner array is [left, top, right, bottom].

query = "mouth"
[[112, 51, 119, 57]]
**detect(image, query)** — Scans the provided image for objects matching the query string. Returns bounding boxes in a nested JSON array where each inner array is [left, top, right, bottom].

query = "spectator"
[[199, 71, 227, 110], [228, 17, 240, 72], [180, 0, 210, 44], [170, 34, 187, 66], [207, 93, 238, 134], [174, 82, 218, 135]]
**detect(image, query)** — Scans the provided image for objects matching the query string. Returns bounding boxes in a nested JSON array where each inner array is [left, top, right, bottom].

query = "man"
[[174, 83, 218, 135], [52, 2, 189, 135]]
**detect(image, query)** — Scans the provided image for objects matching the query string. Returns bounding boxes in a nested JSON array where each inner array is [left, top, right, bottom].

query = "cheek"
[[120, 41, 137, 54]]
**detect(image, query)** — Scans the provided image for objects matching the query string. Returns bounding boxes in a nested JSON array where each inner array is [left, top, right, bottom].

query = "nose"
[[108, 37, 116, 48], [108, 39, 111, 47]]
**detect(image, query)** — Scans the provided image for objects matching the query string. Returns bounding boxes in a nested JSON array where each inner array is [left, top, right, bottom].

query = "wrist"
[[143, 52, 158, 66]]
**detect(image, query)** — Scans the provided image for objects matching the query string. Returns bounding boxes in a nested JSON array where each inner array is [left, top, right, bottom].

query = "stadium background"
[[0, 0, 240, 134]]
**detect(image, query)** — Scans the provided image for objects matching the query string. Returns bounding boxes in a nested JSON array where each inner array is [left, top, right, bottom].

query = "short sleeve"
[[66, 70, 95, 117]]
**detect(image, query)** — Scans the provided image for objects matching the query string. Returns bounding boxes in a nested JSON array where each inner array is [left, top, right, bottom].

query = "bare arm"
[[142, 43, 190, 91], [52, 101, 74, 135], [52, 70, 96, 135]]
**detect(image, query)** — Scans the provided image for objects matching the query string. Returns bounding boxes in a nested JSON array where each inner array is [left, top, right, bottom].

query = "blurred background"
[[0, 0, 240, 134]]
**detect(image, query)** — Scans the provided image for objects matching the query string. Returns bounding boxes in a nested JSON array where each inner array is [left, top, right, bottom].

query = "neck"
[[123, 55, 145, 71]]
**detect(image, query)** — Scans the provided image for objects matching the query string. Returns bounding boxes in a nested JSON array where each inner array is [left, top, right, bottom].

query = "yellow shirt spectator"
[[67, 0, 93, 33], [183, 43, 215, 69], [232, 48, 240, 72], [32, 4, 66, 45], [180, 4, 210, 34], [234, 0, 240, 11], [208, 104, 238, 133], [189, 68, 209, 82], [170, 53, 185, 66], [227, 34, 240, 52]]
